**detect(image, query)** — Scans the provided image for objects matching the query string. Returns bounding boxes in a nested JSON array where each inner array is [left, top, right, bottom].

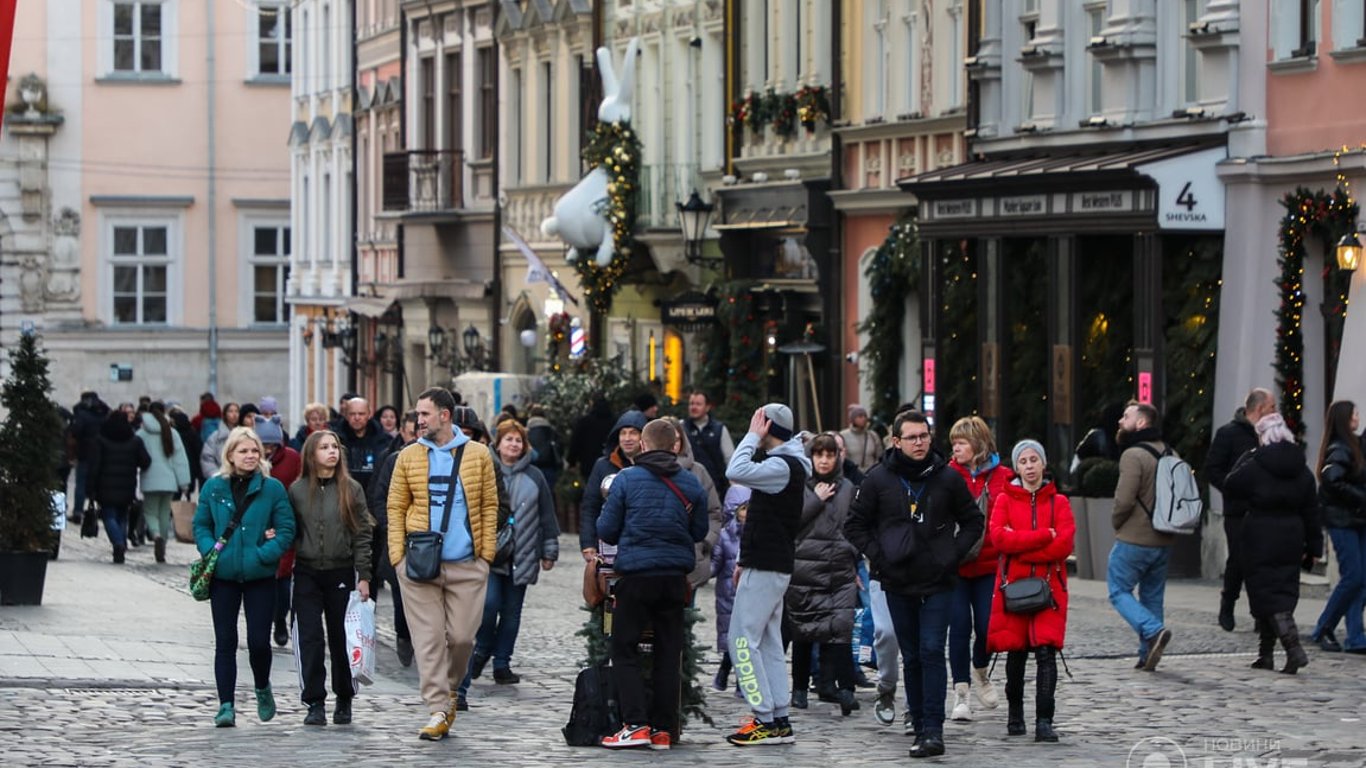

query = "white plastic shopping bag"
[[344, 590, 377, 686]]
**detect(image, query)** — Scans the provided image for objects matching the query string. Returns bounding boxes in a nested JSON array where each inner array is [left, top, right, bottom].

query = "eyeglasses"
[[897, 432, 931, 444]]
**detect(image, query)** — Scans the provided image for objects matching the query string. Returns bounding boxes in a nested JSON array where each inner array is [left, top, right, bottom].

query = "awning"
[[898, 143, 1216, 194], [712, 204, 807, 231], [345, 295, 397, 318]]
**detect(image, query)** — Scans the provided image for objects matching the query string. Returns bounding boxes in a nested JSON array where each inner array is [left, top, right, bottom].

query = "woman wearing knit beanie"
[[986, 439, 1074, 743]]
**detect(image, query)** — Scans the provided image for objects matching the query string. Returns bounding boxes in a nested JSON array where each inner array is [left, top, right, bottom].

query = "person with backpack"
[[88, 411, 152, 563], [526, 405, 564, 492], [1309, 401, 1366, 654], [945, 416, 1010, 722], [1107, 402, 1176, 671], [595, 419, 710, 750], [987, 440, 1074, 743], [1223, 412, 1321, 673]]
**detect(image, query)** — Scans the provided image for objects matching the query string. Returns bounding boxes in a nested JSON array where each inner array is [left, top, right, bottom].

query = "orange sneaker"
[[649, 729, 672, 750], [601, 724, 651, 748]]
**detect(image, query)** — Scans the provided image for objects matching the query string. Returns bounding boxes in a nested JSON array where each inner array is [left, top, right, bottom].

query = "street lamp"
[[676, 190, 720, 267], [1336, 232, 1362, 272], [462, 324, 486, 371], [428, 325, 448, 358]]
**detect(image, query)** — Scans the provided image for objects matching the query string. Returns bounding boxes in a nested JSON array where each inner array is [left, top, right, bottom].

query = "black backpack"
[[562, 663, 621, 746]]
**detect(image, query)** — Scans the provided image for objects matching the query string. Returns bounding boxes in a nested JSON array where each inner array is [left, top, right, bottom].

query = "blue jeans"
[[1314, 526, 1366, 649], [1107, 540, 1170, 661], [101, 504, 127, 550], [884, 589, 953, 736], [948, 573, 994, 683], [853, 560, 874, 667], [458, 572, 527, 695]]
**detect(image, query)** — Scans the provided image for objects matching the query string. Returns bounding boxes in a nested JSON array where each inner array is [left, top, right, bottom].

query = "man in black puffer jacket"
[[88, 412, 151, 563], [1204, 388, 1275, 632], [844, 410, 982, 760]]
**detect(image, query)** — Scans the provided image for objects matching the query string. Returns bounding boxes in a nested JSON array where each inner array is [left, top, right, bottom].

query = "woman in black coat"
[[87, 412, 151, 562], [1224, 412, 1322, 674]]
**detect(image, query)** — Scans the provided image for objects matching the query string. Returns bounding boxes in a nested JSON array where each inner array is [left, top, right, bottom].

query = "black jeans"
[[610, 573, 687, 734], [293, 565, 357, 705], [792, 640, 855, 693], [1222, 515, 1244, 602], [210, 577, 276, 704], [274, 576, 292, 632]]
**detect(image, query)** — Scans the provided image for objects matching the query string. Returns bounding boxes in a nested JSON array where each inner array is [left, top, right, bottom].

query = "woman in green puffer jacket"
[[193, 426, 296, 728]]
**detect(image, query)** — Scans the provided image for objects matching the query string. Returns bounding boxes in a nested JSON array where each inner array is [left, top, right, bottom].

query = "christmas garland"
[[1275, 187, 1357, 440], [574, 121, 643, 315], [1163, 238, 1222, 474], [855, 220, 919, 424], [937, 240, 980, 433], [795, 84, 831, 130], [694, 281, 766, 437], [730, 85, 832, 138]]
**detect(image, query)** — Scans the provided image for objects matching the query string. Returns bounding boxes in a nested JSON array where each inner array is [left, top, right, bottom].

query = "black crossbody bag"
[[999, 496, 1055, 614], [405, 444, 468, 581]]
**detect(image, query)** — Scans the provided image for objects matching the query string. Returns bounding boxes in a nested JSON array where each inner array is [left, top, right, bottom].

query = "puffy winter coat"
[[578, 410, 649, 550], [949, 455, 1012, 579], [385, 435, 500, 569], [712, 485, 748, 652], [496, 451, 560, 587], [1318, 438, 1366, 529], [89, 417, 151, 508], [137, 412, 191, 494], [785, 477, 859, 643], [200, 422, 231, 479], [844, 448, 983, 597], [1225, 441, 1322, 617], [288, 476, 373, 581], [193, 470, 296, 583], [1204, 411, 1259, 518], [986, 480, 1075, 653], [597, 450, 709, 576]]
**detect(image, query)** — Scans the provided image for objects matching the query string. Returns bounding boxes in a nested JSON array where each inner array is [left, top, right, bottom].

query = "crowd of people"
[[58, 381, 1366, 756]]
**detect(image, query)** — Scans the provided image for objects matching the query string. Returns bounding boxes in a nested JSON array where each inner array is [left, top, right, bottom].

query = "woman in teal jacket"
[[194, 426, 296, 728]]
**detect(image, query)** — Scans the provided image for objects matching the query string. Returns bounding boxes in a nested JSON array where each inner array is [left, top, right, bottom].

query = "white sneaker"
[[972, 666, 1000, 709], [950, 682, 971, 721]]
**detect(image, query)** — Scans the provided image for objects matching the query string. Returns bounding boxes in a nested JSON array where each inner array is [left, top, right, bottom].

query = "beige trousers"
[[397, 557, 490, 712]]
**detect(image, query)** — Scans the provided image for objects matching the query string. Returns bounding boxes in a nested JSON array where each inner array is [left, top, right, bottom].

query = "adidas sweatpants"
[[728, 568, 791, 723]]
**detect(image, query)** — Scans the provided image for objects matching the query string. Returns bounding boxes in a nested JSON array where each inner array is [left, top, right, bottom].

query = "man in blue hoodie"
[[723, 403, 812, 746], [596, 419, 710, 750]]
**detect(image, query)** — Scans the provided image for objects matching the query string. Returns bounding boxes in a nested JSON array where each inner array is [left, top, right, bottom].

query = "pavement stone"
[[0, 530, 1361, 767]]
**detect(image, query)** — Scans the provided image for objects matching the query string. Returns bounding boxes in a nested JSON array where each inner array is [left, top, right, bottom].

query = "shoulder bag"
[[999, 496, 1056, 614], [189, 502, 249, 601], [404, 444, 468, 581]]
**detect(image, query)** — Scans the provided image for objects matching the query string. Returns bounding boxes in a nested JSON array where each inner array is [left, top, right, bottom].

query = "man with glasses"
[[844, 410, 983, 759]]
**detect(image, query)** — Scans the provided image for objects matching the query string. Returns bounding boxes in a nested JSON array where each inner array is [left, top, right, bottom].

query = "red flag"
[[0, 0, 20, 132]]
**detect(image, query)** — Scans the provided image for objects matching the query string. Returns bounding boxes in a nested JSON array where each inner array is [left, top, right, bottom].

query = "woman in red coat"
[[947, 416, 1013, 720], [987, 439, 1075, 743]]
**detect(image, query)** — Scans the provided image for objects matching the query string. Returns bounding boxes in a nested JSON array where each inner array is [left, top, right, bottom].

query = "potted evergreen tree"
[[0, 332, 64, 605]]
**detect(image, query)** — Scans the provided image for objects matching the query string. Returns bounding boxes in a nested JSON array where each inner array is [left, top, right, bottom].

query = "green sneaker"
[[214, 702, 236, 728], [255, 686, 276, 722]]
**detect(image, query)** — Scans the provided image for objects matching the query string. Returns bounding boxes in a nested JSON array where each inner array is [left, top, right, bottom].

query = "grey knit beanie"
[[1011, 439, 1047, 468]]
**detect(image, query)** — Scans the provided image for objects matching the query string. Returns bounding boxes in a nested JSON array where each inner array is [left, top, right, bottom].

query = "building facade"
[[4, 0, 292, 411], [288, 0, 355, 422]]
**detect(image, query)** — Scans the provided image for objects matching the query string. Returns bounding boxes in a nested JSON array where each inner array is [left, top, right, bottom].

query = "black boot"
[[1005, 651, 1027, 736], [154, 537, 166, 563], [1250, 617, 1276, 670], [1034, 647, 1058, 742], [112, 546, 126, 564], [1218, 592, 1236, 632], [1273, 612, 1308, 674]]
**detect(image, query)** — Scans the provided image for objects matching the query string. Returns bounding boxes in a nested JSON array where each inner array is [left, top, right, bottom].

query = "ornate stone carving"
[[19, 254, 45, 312], [45, 207, 81, 303]]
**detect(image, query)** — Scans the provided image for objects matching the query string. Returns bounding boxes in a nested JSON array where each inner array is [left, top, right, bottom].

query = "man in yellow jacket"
[[388, 387, 500, 741]]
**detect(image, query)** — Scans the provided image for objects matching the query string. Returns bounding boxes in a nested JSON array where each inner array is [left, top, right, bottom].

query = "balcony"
[[382, 149, 465, 214], [637, 163, 703, 229]]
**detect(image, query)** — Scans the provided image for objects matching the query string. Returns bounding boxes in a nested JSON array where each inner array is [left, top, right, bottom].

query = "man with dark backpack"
[[1108, 402, 1177, 671], [594, 419, 709, 750]]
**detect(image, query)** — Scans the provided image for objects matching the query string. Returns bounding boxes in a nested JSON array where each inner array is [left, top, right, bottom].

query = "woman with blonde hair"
[[945, 416, 1011, 720], [193, 426, 295, 727], [293, 401, 331, 450], [289, 430, 373, 724], [1224, 412, 1321, 673]]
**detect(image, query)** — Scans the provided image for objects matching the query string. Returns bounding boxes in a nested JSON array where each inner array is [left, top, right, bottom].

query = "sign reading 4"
[[1175, 182, 1199, 212]]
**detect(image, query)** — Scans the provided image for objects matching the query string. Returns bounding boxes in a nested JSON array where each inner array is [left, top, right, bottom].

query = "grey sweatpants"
[[728, 568, 791, 722], [870, 579, 901, 697]]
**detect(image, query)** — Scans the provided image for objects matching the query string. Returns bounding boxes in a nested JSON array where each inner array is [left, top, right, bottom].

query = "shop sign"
[[661, 292, 718, 328], [1137, 146, 1226, 231], [999, 195, 1046, 216], [932, 199, 978, 219], [1072, 190, 1132, 212]]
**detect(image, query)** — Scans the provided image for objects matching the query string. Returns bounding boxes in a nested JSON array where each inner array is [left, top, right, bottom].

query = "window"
[[445, 51, 462, 152], [477, 47, 496, 159], [1330, 0, 1366, 50], [1293, 0, 1317, 57], [1183, 0, 1203, 104], [947, 2, 963, 109], [420, 57, 435, 149], [1274, 0, 1318, 59], [510, 68, 523, 183], [110, 224, 170, 324], [255, 2, 292, 76], [251, 224, 291, 324], [901, 2, 919, 117], [113, 1, 162, 73], [541, 61, 553, 182]]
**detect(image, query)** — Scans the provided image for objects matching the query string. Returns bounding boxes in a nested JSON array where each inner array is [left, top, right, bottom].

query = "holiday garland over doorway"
[[856, 220, 919, 424], [1275, 187, 1358, 441]]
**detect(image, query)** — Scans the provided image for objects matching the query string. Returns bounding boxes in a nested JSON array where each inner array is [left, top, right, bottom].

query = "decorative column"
[[1093, 0, 1158, 125], [966, 0, 1003, 138], [1189, 0, 1241, 115], [1019, 0, 1066, 129]]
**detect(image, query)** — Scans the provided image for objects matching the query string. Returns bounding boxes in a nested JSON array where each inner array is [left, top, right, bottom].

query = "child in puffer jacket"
[[711, 485, 750, 691]]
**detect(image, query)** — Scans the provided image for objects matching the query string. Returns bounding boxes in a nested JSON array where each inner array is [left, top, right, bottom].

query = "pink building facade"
[[2, 0, 292, 412]]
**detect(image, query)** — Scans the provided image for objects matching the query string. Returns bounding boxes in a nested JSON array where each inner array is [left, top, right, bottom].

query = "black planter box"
[[0, 550, 49, 605]]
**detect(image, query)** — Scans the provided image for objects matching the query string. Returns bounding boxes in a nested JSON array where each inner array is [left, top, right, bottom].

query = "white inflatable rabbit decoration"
[[540, 38, 640, 267]]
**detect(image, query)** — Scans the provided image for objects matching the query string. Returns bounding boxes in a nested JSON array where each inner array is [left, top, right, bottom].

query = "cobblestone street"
[[1, 531, 1363, 767]]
